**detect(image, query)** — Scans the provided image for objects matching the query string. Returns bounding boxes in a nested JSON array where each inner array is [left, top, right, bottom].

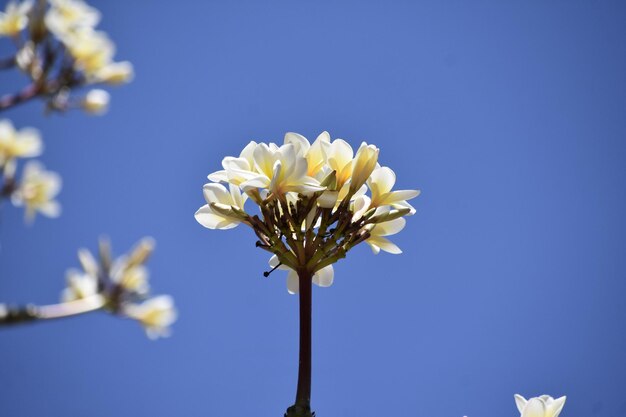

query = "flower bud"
[[127, 237, 155, 267], [368, 207, 411, 224], [83, 89, 110, 115], [350, 142, 379, 192]]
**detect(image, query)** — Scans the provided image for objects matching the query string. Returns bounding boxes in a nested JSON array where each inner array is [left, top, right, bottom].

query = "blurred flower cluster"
[[0, 0, 134, 114], [0, 119, 60, 222], [0, 2, 176, 339], [62, 237, 177, 339], [195, 131, 420, 293]]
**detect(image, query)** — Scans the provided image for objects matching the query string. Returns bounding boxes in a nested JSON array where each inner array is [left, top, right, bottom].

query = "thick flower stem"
[[285, 269, 315, 417], [0, 295, 106, 326]]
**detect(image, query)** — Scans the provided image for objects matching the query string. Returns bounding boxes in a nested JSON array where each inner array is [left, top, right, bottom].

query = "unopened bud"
[[368, 207, 411, 224], [83, 89, 110, 115], [95, 61, 134, 85], [127, 237, 155, 267]]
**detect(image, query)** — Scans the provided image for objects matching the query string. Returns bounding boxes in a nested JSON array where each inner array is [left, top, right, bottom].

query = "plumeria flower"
[[11, 161, 61, 222], [207, 141, 258, 186], [195, 183, 248, 230], [353, 195, 410, 254], [514, 395, 566, 417], [0, 0, 33, 37], [368, 166, 420, 214], [0, 120, 43, 167], [269, 255, 334, 294], [124, 295, 178, 340]]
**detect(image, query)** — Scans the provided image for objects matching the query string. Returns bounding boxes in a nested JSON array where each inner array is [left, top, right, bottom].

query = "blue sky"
[[1, 1, 626, 416]]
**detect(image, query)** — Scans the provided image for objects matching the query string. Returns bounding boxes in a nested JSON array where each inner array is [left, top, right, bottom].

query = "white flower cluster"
[[62, 237, 178, 339], [196, 131, 420, 293], [0, 119, 61, 222], [0, 0, 133, 114]]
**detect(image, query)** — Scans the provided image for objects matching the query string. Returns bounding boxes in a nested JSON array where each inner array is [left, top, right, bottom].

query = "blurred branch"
[[0, 294, 105, 326], [0, 83, 42, 112]]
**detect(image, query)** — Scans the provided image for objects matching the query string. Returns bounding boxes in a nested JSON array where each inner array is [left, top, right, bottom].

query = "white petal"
[[39, 201, 61, 217], [284, 132, 310, 157], [268, 255, 280, 268], [287, 270, 299, 294], [366, 240, 381, 255], [207, 170, 228, 182], [194, 205, 239, 230], [383, 189, 421, 204], [313, 265, 334, 287], [352, 195, 372, 221], [547, 396, 566, 417], [239, 141, 258, 165], [367, 236, 402, 254], [368, 166, 396, 196], [43, 171, 62, 197], [514, 395, 527, 414], [203, 183, 232, 204], [253, 143, 276, 178], [392, 200, 416, 215], [222, 156, 251, 172], [373, 217, 406, 236], [316, 131, 331, 143], [317, 191, 338, 208], [522, 398, 546, 417], [240, 175, 271, 191]]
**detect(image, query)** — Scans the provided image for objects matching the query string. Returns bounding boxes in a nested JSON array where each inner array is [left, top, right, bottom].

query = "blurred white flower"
[[269, 255, 334, 294], [93, 61, 134, 85], [125, 295, 178, 340], [514, 394, 566, 417], [63, 28, 114, 75], [15, 41, 36, 72], [0, 0, 33, 37], [11, 161, 61, 222], [61, 269, 98, 302], [82, 88, 109, 114], [0, 120, 42, 166], [110, 261, 149, 295], [44, 0, 100, 37]]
